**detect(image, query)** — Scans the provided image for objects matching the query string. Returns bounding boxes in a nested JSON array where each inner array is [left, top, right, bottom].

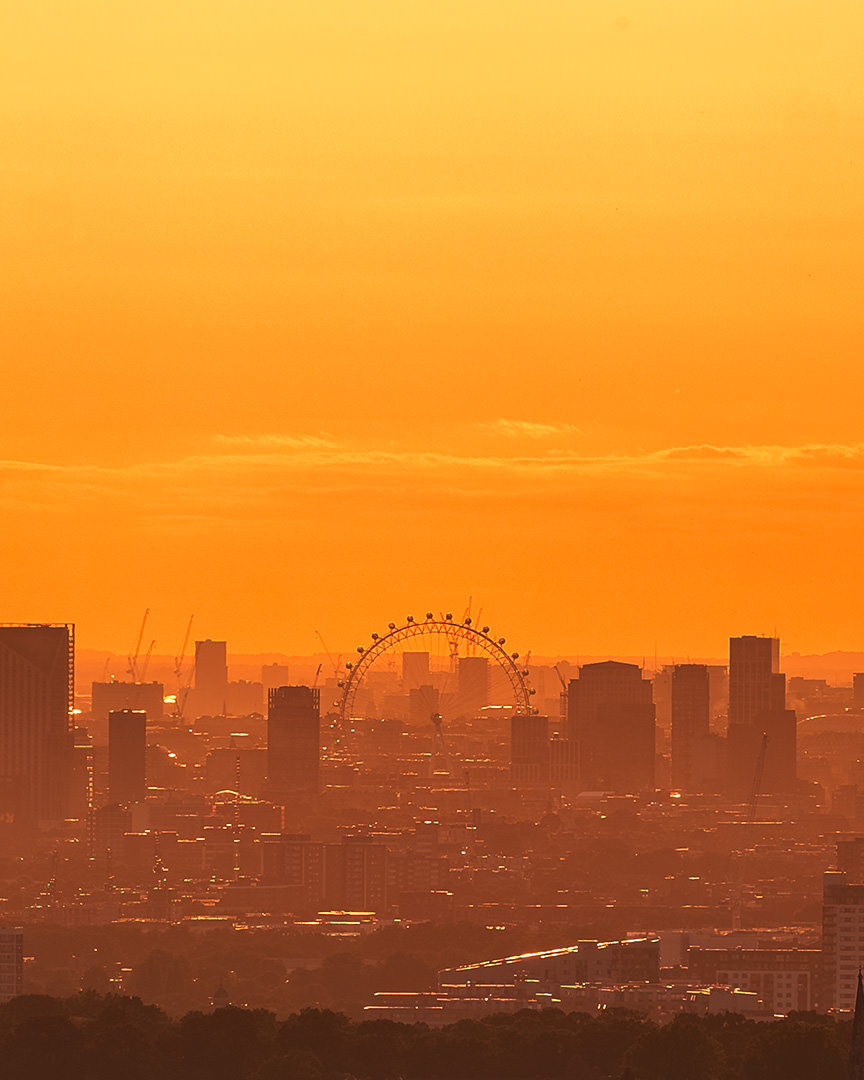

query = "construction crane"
[[729, 732, 769, 930], [174, 615, 195, 719], [554, 665, 570, 725], [139, 639, 156, 682], [127, 609, 150, 682], [314, 630, 342, 681], [174, 615, 194, 680]]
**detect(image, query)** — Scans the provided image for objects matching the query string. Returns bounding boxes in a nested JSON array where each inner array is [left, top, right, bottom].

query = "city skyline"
[[3, 1, 864, 1065], [15, 609, 864, 677]]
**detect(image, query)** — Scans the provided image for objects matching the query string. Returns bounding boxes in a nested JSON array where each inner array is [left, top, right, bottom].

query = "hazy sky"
[[3, 1, 863, 657]]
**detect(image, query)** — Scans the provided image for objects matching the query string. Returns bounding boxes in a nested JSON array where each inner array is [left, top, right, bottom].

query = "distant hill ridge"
[[75, 647, 863, 691]]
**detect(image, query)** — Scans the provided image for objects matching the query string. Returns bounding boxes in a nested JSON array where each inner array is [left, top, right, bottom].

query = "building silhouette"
[[727, 636, 796, 795], [567, 661, 656, 792], [267, 685, 320, 795], [851, 970, 864, 1080], [342, 836, 388, 911], [687, 944, 820, 1013], [108, 708, 146, 805], [728, 636, 785, 726], [838, 838, 864, 883], [0, 928, 23, 1003], [261, 833, 388, 911], [194, 639, 228, 716], [402, 652, 430, 692], [409, 684, 439, 726], [854, 672, 864, 709], [510, 714, 550, 786], [457, 657, 489, 717], [261, 664, 291, 692], [0, 624, 74, 827], [822, 870, 864, 1011], [670, 664, 710, 791], [91, 680, 164, 722]]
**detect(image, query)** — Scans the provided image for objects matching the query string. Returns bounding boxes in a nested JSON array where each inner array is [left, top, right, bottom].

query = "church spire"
[[850, 969, 864, 1080]]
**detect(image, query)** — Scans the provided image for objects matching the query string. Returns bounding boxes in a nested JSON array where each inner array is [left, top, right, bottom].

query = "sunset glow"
[[4, 1, 863, 656]]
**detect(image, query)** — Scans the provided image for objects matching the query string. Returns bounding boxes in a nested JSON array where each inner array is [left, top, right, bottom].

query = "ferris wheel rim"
[[333, 614, 534, 728]]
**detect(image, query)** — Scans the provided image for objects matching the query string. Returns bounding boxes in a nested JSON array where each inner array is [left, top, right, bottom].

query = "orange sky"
[[3, 1, 864, 658]]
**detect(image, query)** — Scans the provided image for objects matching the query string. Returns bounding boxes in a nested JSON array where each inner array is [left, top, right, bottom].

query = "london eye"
[[332, 612, 535, 737]]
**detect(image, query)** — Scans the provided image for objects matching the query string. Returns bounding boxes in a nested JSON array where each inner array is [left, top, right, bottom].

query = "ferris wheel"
[[332, 611, 535, 731]]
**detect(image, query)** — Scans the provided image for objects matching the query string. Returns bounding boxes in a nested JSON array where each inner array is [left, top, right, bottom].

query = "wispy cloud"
[[213, 432, 339, 450], [5, 441, 864, 525], [651, 442, 864, 468], [7, 441, 864, 496], [482, 418, 582, 440]]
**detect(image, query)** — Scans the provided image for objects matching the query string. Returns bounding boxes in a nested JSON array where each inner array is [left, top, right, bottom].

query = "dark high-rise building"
[[823, 870, 864, 1012], [854, 673, 864, 709], [728, 636, 784, 726], [194, 639, 228, 716], [267, 685, 320, 795], [457, 656, 489, 717], [567, 661, 656, 792], [511, 714, 550, 786], [108, 709, 146, 805], [260, 834, 389, 912], [0, 624, 74, 826], [727, 636, 796, 794], [409, 685, 439, 726], [0, 928, 24, 1003], [671, 664, 710, 791], [341, 836, 388, 911], [402, 652, 430, 692]]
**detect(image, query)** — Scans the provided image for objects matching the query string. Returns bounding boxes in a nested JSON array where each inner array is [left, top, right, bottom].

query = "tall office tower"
[[402, 652, 430, 692], [267, 685, 320, 795], [108, 709, 146, 805], [727, 636, 796, 795], [728, 636, 785, 726], [822, 870, 864, 1011], [261, 833, 327, 909], [194, 640, 228, 716], [854, 673, 864, 709], [510, 714, 550, 787], [567, 661, 656, 792], [457, 656, 489, 717], [837, 838, 864, 883], [671, 664, 710, 790], [0, 928, 23, 1002], [340, 836, 389, 911], [0, 624, 74, 827]]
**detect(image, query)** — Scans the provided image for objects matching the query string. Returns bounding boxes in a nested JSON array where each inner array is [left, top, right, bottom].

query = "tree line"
[[0, 993, 852, 1080]]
